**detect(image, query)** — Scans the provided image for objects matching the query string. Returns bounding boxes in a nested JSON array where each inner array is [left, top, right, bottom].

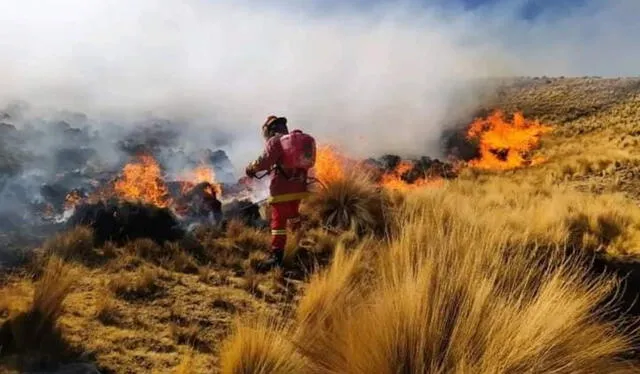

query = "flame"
[[313, 144, 442, 191], [113, 154, 172, 207], [379, 160, 444, 191], [54, 154, 228, 217], [313, 145, 349, 185], [179, 164, 223, 198], [466, 110, 552, 170], [64, 190, 82, 211], [55, 143, 447, 219]]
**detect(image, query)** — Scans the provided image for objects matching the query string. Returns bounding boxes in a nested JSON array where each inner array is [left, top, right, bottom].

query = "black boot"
[[255, 249, 284, 273]]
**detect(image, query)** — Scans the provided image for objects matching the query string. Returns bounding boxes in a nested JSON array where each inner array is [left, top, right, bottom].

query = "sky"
[[460, 0, 586, 19], [0, 0, 637, 165], [272, 0, 590, 20]]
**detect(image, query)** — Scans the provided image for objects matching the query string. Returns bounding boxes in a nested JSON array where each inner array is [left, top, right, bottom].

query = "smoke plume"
[[0, 0, 637, 168]]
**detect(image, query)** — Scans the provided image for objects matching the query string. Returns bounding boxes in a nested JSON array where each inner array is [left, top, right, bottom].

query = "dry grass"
[[221, 195, 639, 373], [39, 226, 94, 262], [173, 349, 196, 374], [169, 322, 212, 353], [0, 256, 80, 369], [189, 219, 271, 272], [220, 319, 310, 374], [302, 170, 391, 237], [108, 265, 164, 300], [418, 178, 640, 257], [488, 77, 640, 128], [121, 238, 200, 274], [93, 286, 122, 326]]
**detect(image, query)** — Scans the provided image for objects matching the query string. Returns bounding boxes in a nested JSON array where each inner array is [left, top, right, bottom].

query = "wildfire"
[[179, 164, 223, 198], [466, 110, 552, 170], [59, 154, 226, 216], [313, 145, 349, 185], [113, 154, 172, 208], [379, 160, 444, 191], [313, 145, 442, 191], [64, 190, 82, 211]]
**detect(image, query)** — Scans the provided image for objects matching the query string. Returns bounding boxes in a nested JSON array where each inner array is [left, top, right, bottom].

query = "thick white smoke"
[[0, 0, 637, 168]]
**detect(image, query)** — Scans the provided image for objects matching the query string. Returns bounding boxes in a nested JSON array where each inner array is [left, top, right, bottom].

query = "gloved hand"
[[245, 165, 256, 178]]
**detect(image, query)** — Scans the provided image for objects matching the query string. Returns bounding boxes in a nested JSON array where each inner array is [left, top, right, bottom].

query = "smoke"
[[0, 0, 637, 168]]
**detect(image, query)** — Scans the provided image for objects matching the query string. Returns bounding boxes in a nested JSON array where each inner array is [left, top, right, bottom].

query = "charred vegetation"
[[67, 200, 184, 247]]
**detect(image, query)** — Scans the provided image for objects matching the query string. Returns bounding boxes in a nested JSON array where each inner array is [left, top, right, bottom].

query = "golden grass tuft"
[[26, 256, 76, 330], [294, 242, 368, 333], [170, 322, 211, 352], [302, 171, 390, 237], [218, 219, 271, 258], [109, 265, 163, 300], [233, 227, 271, 253], [126, 237, 163, 259], [121, 238, 200, 274], [295, 228, 338, 258], [173, 349, 196, 374], [220, 320, 311, 374], [94, 286, 122, 326], [0, 256, 78, 361], [40, 226, 94, 262]]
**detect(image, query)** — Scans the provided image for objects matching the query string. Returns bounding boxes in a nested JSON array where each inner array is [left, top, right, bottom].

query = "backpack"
[[279, 130, 316, 170]]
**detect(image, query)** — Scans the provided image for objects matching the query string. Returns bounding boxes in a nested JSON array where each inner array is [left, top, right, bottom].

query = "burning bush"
[[171, 181, 223, 222], [465, 110, 553, 170], [313, 146, 451, 194], [113, 153, 173, 208]]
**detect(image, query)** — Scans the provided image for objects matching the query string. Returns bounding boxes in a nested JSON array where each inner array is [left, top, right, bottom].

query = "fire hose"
[[237, 168, 326, 211], [252, 168, 327, 190]]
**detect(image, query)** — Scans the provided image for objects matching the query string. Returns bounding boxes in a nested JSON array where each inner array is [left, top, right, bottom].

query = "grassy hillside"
[[3, 77, 640, 373]]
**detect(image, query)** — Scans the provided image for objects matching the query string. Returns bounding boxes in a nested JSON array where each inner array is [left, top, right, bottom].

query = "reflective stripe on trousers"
[[270, 200, 302, 251]]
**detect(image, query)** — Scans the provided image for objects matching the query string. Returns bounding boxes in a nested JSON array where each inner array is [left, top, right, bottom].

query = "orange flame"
[[313, 145, 442, 191], [313, 145, 349, 185], [379, 160, 444, 191], [113, 154, 172, 207], [179, 164, 223, 198], [64, 190, 82, 211], [58, 155, 226, 214], [466, 110, 552, 170]]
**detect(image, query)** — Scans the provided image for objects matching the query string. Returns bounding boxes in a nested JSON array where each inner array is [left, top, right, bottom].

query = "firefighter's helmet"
[[262, 115, 288, 140]]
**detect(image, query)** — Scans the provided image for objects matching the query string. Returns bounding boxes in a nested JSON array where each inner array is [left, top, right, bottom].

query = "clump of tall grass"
[[302, 170, 391, 237], [0, 256, 79, 364]]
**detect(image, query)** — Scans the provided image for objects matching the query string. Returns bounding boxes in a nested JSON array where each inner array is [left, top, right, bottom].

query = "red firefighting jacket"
[[248, 131, 310, 204]]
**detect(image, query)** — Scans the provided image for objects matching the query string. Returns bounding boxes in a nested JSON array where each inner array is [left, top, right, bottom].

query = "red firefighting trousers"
[[270, 200, 302, 252]]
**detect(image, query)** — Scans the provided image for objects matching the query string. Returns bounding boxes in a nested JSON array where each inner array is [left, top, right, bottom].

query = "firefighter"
[[245, 115, 315, 272]]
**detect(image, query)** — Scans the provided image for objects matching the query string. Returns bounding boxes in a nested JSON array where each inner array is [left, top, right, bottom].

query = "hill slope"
[[2, 77, 640, 373]]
